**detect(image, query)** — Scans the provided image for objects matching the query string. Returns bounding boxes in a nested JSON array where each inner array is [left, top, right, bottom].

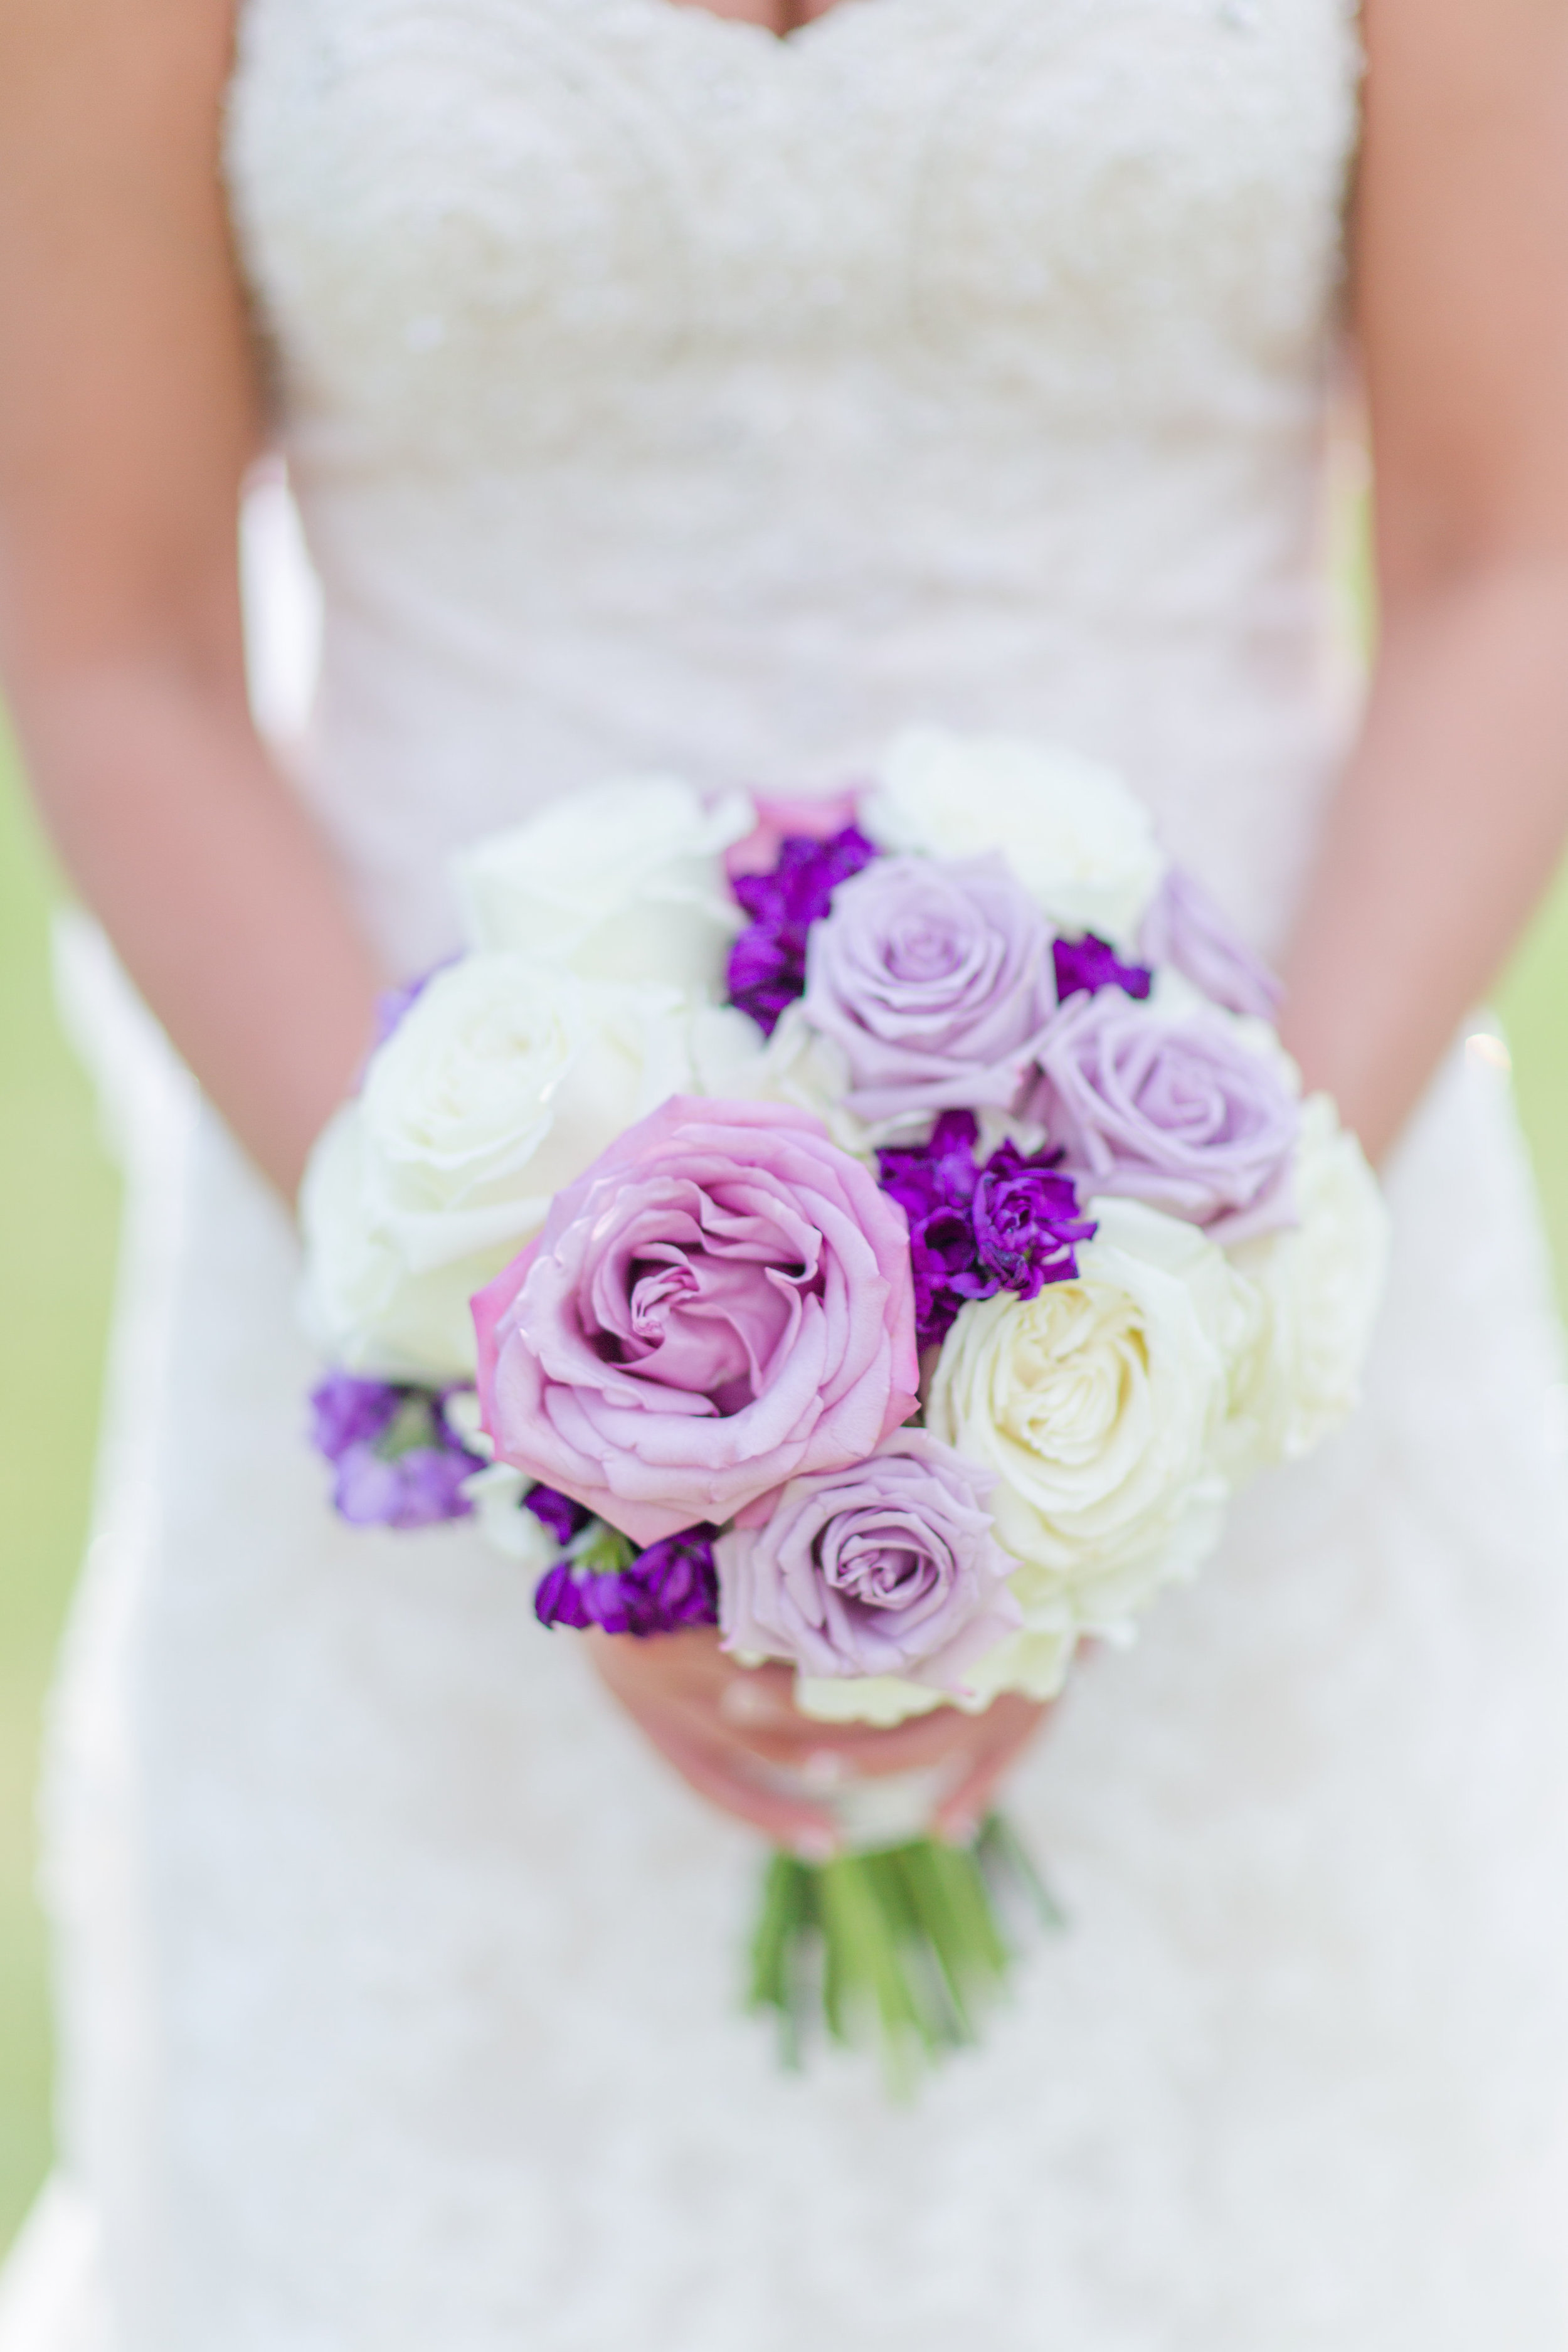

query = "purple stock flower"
[[1053, 933, 1153, 1004], [332, 1441, 480, 1532], [878, 1107, 983, 1224], [972, 1143, 1099, 1298], [877, 1111, 1095, 1348], [533, 1562, 607, 1632], [310, 1372, 401, 1458], [1137, 867, 1283, 1022], [523, 1484, 593, 1547], [726, 827, 881, 1036], [877, 1111, 987, 1343], [626, 1529, 723, 1631], [309, 1374, 484, 1531], [534, 1527, 721, 1638], [725, 926, 805, 1042]]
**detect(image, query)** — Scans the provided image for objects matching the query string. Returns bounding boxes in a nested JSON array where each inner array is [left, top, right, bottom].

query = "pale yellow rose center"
[[990, 1289, 1148, 1471]]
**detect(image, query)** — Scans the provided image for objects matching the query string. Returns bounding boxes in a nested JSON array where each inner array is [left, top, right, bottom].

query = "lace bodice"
[[225, 0, 1362, 970]]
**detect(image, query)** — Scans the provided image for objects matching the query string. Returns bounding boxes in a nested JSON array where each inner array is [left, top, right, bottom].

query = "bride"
[[3, 0, 1568, 2341]]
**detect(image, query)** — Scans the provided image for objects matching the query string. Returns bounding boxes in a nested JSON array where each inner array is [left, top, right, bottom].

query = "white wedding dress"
[[5, 0, 1568, 2344]]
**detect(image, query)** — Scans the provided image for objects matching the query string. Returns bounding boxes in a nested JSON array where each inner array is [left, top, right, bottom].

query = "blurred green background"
[[1, 708, 1566, 2261], [1, 718, 120, 2253]]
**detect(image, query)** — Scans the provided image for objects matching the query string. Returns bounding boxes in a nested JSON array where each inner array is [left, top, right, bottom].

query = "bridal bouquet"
[[300, 728, 1387, 2082]]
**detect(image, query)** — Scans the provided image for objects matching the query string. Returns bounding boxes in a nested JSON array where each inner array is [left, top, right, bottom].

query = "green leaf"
[[977, 1812, 1067, 1932], [373, 1391, 442, 1462], [567, 1524, 638, 1577]]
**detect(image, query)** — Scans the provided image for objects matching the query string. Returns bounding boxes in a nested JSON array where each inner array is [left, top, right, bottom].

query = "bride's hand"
[[587, 1625, 1048, 1855]]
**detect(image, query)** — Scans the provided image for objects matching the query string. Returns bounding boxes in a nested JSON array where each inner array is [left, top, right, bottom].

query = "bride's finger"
[[709, 1692, 970, 1779], [589, 1627, 802, 1719], [722, 1687, 1025, 1775], [933, 1705, 1049, 1841], [623, 1703, 840, 1853], [714, 1671, 807, 1730]]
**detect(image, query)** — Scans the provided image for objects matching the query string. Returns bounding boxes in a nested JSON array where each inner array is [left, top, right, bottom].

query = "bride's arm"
[[1282, 0, 1568, 1159], [0, 0, 1012, 1849], [0, 0, 382, 1197]]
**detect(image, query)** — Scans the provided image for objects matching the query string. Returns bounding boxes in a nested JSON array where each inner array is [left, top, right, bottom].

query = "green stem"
[[746, 1814, 1065, 2094]]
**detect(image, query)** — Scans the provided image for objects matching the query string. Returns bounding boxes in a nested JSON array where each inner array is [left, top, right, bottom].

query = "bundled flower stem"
[[749, 1814, 1064, 2095]]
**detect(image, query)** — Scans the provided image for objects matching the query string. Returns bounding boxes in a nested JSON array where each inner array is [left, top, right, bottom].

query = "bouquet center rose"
[[474, 1096, 921, 1545]]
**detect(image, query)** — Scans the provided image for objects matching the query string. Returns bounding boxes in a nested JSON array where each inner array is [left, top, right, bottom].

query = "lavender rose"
[[799, 855, 1058, 1128], [473, 1096, 920, 1545], [716, 1431, 1020, 1692], [1030, 992, 1301, 1243], [1138, 867, 1283, 1022]]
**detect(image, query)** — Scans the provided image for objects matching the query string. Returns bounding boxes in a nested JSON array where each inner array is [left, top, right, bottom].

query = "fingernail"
[[792, 1828, 837, 1865], [799, 1749, 847, 1793]]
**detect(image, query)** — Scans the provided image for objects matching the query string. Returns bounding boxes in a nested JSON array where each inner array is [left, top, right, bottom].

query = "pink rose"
[[725, 788, 864, 881], [472, 1097, 920, 1545]]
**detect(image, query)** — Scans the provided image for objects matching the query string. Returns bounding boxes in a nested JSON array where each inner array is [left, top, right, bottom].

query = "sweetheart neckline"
[[625, 0, 884, 53]]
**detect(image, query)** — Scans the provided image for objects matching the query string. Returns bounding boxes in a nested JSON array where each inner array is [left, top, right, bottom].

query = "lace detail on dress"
[[229, 0, 1359, 461], [223, 0, 1362, 973]]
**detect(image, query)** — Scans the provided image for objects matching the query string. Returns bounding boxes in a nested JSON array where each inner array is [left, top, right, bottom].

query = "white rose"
[[361, 955, 695, 1256], [926, 1197, 1251, 1640], [452, 777, 753, 996], [949, 1625, 1079, 1708], [439, 1385, 489, 1459], [300, 956, 743, 1380], [1227, 1094, 1389, 1465], [462, 1465, 562, 1572], [751, 1003, 876, 1156], [682, 999, 782, 1101], [793, 1614, 1077, 1728], [300, 1101, 495, 1380], [803, 1623, 1079, 1727], [793, 1675, 949, 1729], [442, 1392, 565, 1574], [862, 727, 1166, 950]]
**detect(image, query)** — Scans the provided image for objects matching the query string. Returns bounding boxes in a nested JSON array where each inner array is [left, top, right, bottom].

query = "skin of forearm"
[[12, 655, 383, 1198], [1281, 553, 1568, 1163]]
